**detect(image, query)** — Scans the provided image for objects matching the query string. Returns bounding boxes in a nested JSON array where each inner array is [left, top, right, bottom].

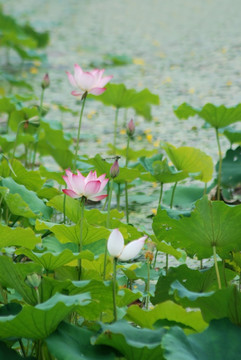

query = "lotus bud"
[[41, 73, 50, 89], [110, 158, 120, 178], [26, 273, 41, 289], [127, 119, 135, 137]]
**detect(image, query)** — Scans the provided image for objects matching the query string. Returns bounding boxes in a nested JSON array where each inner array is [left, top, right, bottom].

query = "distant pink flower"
[[62, 170, 109, 201], [107, 229, 147, 261], [66, 64, 113, 97]]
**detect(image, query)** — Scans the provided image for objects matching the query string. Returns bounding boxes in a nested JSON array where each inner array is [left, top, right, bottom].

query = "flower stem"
[[145, 259, 150, 309], [158, 183, 163, 207], [170, 182, 177, 209], [78, 198, 85, 280], [213, 245, 221, 289], [35, 287, 41, 304], [113, 107, 119, 154], [74, 93, 87, 171], [104, 179, 114, 280], [125, 135, 130, 223], [32, 88, 44, 167], [116, 183, 121, 210], [11, 120, 25, 164], [112, 257, 118, 322], [215, 127, 222, 201]]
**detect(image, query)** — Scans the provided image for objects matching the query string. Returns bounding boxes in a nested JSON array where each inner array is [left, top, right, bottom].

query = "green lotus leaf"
[[223, 128, 241, 145], [170, 281, 241, 325], [15, 248, 94, 271], [153, 196, 241, 259], [151, 264, 236, 305], [0, 340, 32, 360], [1, 178, 52, 220], [46, 321, 115, 360], [174, 102, 241, 128], [0, 224, 40, 249], [0, 292, 91, 340], [94, 320, 166, 360], [126, 300, 207, 332], [163, 143, 213, 182], [216, 146, 241, 187], [162, 318, 241, 360], [108, 144, 158, 161]]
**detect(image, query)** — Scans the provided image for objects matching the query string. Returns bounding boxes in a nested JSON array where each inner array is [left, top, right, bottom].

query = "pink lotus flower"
[[107, 229, 147, 261], [66, 64, 113, 97], [62, 170, 109, 201]]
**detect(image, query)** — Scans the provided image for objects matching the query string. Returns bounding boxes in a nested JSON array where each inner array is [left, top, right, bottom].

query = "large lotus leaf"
[[46, 321, 115, 360], [36, 219, 110, 247], [139, 154, 187, 183], [162, 318, 241, 360], [120, 261, 163, 282], [0, 158, 45, 192], [174, 102, 241, 128], [15, 248, 94, 271], [0, 224, 40, 249], [90, 83, 159, 118], [216, 146, 241, 187], [163, 143, 213, 182], [152, 196, 241, 259], [171, 281, 241, 325], [150, 264, 235, 305], [223, 129, 241, 145], [1, 178, 52, 220], [126, 300, 207, 332], [153, 239, 183, 259], [93, 320, 166, 360], [0, 292, 91, 340], [163, 185, 204, 209], [0, 256, 43, 305], [108, 144, 158, 161], [9, 107, 39, 132], [87, 154, 140, 183], [0, 186, 36, 219], [0, 97, 16, 114], [0, 133, 34, 152]]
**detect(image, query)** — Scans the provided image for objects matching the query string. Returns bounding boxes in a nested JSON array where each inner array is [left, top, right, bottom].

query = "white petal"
[[107, 229, 124, 257], [118, 236, 147, 261]]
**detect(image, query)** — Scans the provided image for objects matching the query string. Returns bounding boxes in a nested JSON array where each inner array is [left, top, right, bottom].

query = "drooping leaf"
[[126, 300, 207, 332], [162, 318, 241, 360], [174, 102, 241, 128], [0, 224, 40, 249], [93, 320, 166, 360], [163, 143, 213, 182], [46, 321, 115, 360]]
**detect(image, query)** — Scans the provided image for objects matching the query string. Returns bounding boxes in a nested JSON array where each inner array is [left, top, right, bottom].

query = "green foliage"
[[174, 102, 241, 128], [217, 146, 241, 188]]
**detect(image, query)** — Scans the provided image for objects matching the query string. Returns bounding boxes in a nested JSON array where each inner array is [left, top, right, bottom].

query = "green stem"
[[113, 107, 119, 154], [203, 182, 207, 196], [74, 93, 87, 171], [11, 120, 25, 164], [0, 283, 7, 304], [200, 259, 203, 270], [158, 183, 163, 207], [165, 253, 169, 275], [63, 192, 66, 224], [103, 179, 114, 280], [146, 260, 150, 309], [170, 182, 177, 209], [112, 257, 117, 322], [153, 249, 158, 268], [125, 135, 130, 223], [213, 245, 221, 289], [19, 339, 26, 358], [116, 183, 121, 211], [32, 88, 44, 167], [35, 287, 41, 304], [78, 198, 85, 280], [215, 127, 222, 201], [101, 182, 109, 211], [125, 135, 130, 167]]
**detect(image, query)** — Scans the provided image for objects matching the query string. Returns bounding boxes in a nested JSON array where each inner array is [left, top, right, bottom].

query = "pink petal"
[[75, 71, 96, 91], [86, 170, 97, 182], [88, 87, 106, 96], [71, 90, 83, 97], [98, 75, 113, 88], [62, 175, 73, 190], [88, 194, 108, 202], [74, 64, 83, 84], [66, 71, 77, 87], [107, 229, 124, 257], [84, 180, 101, 197], [62, 189, 79, 198], [97, 173, 107, 182], [72, 173, 85, 194], [98, 177, 109, 192], [118, 236, 147, 261]]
